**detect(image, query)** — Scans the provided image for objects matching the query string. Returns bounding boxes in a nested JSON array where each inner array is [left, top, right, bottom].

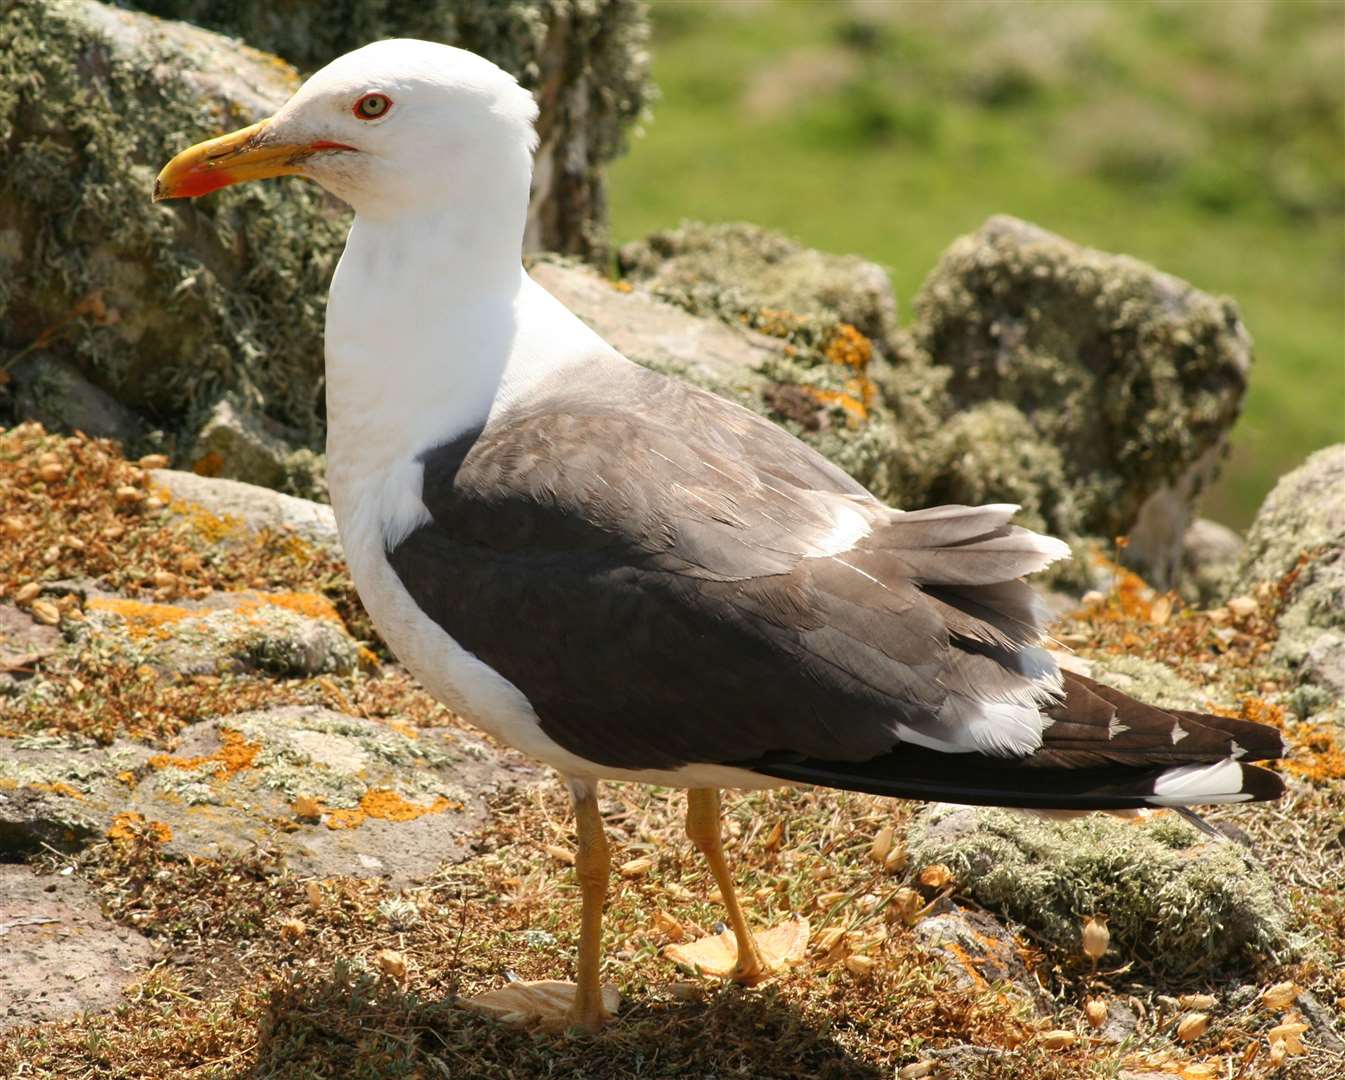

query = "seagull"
[[155, 40, 1286, 1032]]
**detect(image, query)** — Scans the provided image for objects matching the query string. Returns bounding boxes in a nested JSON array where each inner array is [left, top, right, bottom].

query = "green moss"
[[618, 220, 898, 345], [908, 804, 1302, 977]]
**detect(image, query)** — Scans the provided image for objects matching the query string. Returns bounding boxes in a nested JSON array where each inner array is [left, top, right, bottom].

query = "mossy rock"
[[911, 215, 1250, 547], [908, 803, 1301, 977], [618, 220, 900, 346], [1230, 445, 1345, 695]]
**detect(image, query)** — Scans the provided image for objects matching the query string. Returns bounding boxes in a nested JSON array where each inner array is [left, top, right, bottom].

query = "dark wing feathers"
[[389, 358, 1284, 807]]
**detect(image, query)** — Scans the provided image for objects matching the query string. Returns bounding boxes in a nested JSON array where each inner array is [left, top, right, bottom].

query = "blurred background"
[[607, 0, 1345, 527]]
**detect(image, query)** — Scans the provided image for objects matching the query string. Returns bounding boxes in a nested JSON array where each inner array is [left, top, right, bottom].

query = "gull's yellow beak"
[[154, 118, 355, 201]]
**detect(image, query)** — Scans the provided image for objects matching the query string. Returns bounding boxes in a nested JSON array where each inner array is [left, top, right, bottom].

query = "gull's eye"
[[354, 93, 392, 120]]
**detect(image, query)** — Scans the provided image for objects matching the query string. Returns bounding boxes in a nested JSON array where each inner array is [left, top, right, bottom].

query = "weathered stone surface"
[[124, 707, 532, 884], [0, 603, 61, 693], [1182, 516, 1245, 605], [0, 865, 156, 1030], [189, 396, 307, 495], [9, 354, 144, 447], [0, 705, 532, 884], [1229, 445, 1345, 696], [532, 260, 781, 397], [913, 904, 1051, 1015], [0, 736, 154, 858], [910, 215, 1249, 572], [150, 467, 339, 549], [72, 591, 363, 679], [907, 803, 1298, 976], [1, 0, 649, 474]]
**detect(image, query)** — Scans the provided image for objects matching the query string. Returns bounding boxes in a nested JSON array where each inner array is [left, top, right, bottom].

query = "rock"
[[0, 736, 154, 858], [149, 468, 339, 549], [617, 221, 900, 346], [0, 865, 155, 1030], [189, 396, 301, 492], [0, 0, 649, 470], [74, 591, 363, 679], [907, 803, 1298, 976], [531, 260, 781, 397], [912, 904, 1051, 1015], [1229, 446, 1345, 695], [1182, 517, 1245, 606], [124, 707, 532, 884], [0, 603, 62, 691], [909, 215, 1249, 565], [7, 354, 143, 447], [0, 705, 530, 885]]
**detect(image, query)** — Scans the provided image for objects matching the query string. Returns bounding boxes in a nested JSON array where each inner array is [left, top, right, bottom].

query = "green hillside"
[[609, 0, 1345, 527]]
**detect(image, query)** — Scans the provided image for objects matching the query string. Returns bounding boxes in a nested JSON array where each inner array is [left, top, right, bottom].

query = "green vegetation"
[[609, 0, 1345, 527]]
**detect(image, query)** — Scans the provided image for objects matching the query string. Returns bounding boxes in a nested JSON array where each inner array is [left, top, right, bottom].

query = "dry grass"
[[1, 426, 1341, 1077]]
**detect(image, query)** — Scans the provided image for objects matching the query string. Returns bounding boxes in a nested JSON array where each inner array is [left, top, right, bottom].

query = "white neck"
[[322, 201, 616, 547]]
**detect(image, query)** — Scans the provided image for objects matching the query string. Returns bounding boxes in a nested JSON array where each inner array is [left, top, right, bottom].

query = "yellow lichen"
[[323, 788, 460, 830], [107, 811, 172, 845], [149, 729, 260, 780], [88, 597, 194, 638], [823, 323, 873, 371]]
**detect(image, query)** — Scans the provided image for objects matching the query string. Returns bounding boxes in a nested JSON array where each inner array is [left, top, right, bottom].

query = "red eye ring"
[[354, 93, 392, 120]]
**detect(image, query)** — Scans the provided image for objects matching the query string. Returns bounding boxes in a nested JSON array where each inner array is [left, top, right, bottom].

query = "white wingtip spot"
[[1146, 759, 1251, 806], [1170, 719, 1189, 745], [1229, 740, 1246, 760], [1108, 719, 1131, 740]]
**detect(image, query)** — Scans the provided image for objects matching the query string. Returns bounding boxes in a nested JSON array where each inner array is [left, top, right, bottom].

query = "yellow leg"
[[461, 780, 618, 1031], [567, 782, 613, 1031], [685, 788, 768, 984]]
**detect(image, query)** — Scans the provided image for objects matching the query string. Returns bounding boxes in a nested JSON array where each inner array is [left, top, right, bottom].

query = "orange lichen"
[[190, 452, 225, 478], [232, 591, 343, 624], [149, 729, 260, 780], [88, 597, 194, 638], [823, 323, 873, 371], [108, 811, 172, 845], [806, 387, 869, 427], [323, 788, 460, 830], [26, 781, 83, 799]]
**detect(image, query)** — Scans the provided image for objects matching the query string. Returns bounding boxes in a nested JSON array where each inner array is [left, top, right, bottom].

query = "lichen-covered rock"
[[910, 215, 1249, 578], [1230, 445, 1345, 696], [0, 0, 649, 481], [0, 736, 153, 857], [908, 803, 1299, 976], [618, 221, 900, 346], [126, 707, 530, 883], [0, 0, 340, 471], [150, 468, 340, 549], [73, 592, 364, 679]]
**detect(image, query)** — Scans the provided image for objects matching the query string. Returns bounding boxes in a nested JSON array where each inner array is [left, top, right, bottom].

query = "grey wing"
[[387, 360, 1069, 771]]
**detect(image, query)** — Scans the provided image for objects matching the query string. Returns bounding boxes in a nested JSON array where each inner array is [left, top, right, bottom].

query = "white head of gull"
[[156, 39, 1286, 1033]]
